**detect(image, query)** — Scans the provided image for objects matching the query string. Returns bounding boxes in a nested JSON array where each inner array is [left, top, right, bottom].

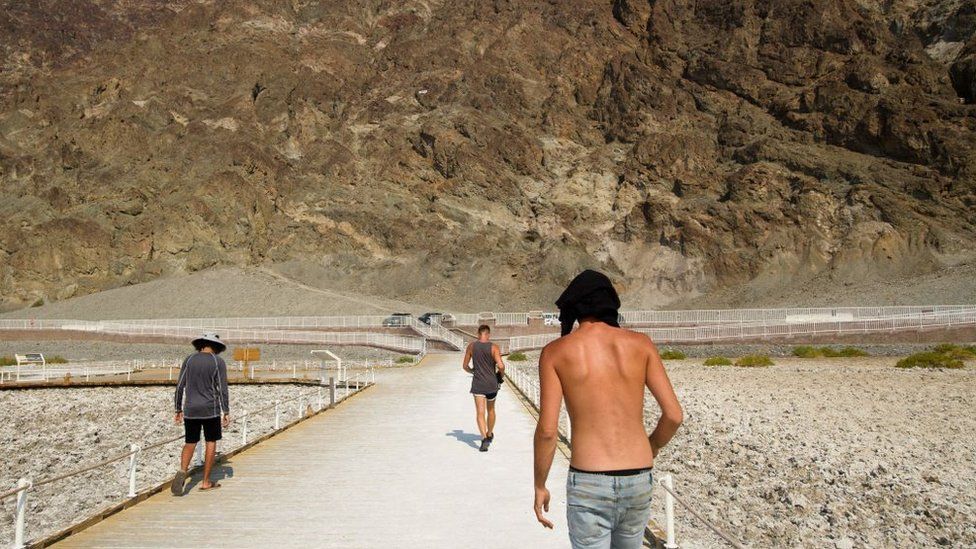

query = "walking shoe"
[[486, 433, 494, 443], [479, 438, 489, 452]]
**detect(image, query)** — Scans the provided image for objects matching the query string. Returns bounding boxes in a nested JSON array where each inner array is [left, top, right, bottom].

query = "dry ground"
[[513, 353, 976, 548]]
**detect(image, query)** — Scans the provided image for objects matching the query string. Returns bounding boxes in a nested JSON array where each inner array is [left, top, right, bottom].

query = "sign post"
[[233, 348, 260, 379]]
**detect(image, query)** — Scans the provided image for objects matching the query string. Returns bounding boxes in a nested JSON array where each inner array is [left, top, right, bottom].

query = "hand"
[[534, 486, 553, 529], [222, 414, 230, 428], [174, 412, 183, 424]]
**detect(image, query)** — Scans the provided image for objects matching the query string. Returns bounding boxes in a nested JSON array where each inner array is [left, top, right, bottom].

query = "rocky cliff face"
[[1, 0, 974, 311]]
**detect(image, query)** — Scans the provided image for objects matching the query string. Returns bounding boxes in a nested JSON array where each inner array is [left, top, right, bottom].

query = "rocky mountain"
[[1, 0, 974, 312]]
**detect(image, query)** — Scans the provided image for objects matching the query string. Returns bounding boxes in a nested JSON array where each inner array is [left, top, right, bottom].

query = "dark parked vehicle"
[[418, 312, 444, 325], [382, 313, 411, 327]]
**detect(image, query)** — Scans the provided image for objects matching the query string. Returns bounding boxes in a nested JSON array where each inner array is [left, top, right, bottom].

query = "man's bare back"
[[541, 321, 682, 471], [534, 318, 683, 532]]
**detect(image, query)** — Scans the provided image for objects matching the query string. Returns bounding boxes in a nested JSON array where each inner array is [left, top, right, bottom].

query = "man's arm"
[[492, 344, 505, 374], [533, 345, 562, 529], [174, 358, 188, 423], [644, 339, 683, 457], [217, 357, 230, 426], [462, 343, 474, 374]]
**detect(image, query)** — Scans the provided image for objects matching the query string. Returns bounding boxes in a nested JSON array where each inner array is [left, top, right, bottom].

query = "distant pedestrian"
[[172, 333, 230, 495], [533, 270, 683, 548], [462, 324, 505, 452]]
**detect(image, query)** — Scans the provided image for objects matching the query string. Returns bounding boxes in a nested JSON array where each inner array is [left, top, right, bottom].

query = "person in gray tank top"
[[463, 324, 506, 452]]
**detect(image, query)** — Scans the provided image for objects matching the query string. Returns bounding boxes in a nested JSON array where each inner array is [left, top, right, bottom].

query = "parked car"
[[418, 312, 443, 325], [382, 313, 412, 327], [543, 313, 559, 327]]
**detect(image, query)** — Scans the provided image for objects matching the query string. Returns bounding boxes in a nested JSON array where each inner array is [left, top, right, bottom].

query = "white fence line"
[[4, 305, 972, 333], [508, 309, 976, 352], [405, 318, 465, 350]]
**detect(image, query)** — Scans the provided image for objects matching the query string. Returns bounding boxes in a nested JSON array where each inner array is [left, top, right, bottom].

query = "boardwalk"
[[56, 353, 570, 548]]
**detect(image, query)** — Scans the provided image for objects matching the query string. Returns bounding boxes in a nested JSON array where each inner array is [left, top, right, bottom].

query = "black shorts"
[[474, 392, 498, 401], [184, 417, 222, 443]]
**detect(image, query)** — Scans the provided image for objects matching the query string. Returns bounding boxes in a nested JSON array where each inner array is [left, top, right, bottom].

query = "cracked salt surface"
[[516, 354, 976, 548]]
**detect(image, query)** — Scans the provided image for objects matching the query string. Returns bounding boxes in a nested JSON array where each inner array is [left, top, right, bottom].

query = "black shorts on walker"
[[184, 417, 222, 443]]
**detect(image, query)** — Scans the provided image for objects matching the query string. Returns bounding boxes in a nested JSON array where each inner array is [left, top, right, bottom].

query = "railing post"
[[663, 474, 678, 549], [297, 396, 304, 418], [128, 444, 140, 497], [329, 377, 336, 407], [242, 410, 249, 444], [274, 400, 281, 429], [14, 477, 29, 549], [292, 363, 296, 378]]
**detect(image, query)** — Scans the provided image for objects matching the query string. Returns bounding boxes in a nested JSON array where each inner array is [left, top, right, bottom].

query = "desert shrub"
[[703, 356, 732, 366], [735, 355, 774, 367], [0, 356, 15, 366], [792, 346, 820, 358], [835, 347, 869, 357], [47, 355, 68, 364], [820, 346, 869, 358], [932, 344, 976, 360], [31, 298, 44, 307], [896, 352, 963, 369], [659, 349, 687, 360], [395, 356, 415, 364], [508, 352, 528, 361], [794, 346, 868, 358]]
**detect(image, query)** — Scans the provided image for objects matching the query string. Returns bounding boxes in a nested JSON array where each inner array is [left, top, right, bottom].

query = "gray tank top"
[[470, 341, 500, 394]]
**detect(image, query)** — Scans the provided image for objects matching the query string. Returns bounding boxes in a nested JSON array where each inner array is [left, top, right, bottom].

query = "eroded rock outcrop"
[[0, 0, 973, 310]]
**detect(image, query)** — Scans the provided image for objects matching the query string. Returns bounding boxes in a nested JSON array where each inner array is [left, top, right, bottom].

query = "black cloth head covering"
[[555, 269, 621, 336]]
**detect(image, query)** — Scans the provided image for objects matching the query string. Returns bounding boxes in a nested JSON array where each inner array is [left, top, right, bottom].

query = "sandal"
[[170, 470, 187, 496]]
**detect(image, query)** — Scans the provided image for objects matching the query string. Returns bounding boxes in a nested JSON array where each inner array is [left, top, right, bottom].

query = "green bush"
[[794, 346, 868, 358], [47, 355, 68, 364], [31, 298, 44, 308], [395, 356, 415, 364], [896, 352, 964, 369], [508, 352, 528, 361], [703, 356, 732, 366], [659, 349, 687, 360], [0, 356, 15, 367], [735, 355, 774, 367], [932, 344, 976, 360], [836, 347, 870, 357], [792, 346, 819, 358]]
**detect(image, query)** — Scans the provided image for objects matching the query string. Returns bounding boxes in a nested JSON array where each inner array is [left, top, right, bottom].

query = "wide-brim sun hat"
[[192, 333, 226, 354]]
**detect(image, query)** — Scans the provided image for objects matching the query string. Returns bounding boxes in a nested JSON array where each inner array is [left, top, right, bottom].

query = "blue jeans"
[[566, 470, 654, 549]]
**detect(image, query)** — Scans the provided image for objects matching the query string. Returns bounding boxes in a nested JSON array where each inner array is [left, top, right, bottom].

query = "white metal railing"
[[2, 305, 975, 334], [0, 376, 371, 547], [104, 315, 391, 330], [405, 318, 465, 350], [508, 309, 976, 352], [617, 304, 976, 325], [100, 324, 425, 353], [503, 361, 745, 548]]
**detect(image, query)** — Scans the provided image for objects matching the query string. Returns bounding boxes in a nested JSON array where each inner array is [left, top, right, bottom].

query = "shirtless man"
[[462, 325, 505, 452], [533, 270, 683, 548]]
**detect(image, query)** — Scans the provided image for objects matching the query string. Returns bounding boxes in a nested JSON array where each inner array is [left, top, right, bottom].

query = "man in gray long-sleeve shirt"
[[172, 333, 230, 495]]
